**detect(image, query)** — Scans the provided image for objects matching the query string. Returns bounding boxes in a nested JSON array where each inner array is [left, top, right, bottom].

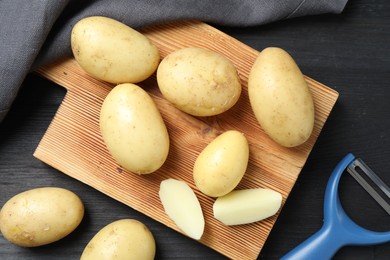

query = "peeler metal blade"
[[347, 158, 390, 215]]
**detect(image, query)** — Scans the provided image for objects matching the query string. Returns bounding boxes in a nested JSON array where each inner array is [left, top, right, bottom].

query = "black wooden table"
[[1, 0, 389, 259]]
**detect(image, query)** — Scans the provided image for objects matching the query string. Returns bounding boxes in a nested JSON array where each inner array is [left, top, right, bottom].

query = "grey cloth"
[[0, 0, 348, 123]]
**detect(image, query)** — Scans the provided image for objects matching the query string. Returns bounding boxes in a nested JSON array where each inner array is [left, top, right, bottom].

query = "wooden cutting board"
[[34, 20, 338, 259]]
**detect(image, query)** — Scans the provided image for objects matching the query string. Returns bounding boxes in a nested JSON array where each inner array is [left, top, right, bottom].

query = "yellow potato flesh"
[[99, 83, 169, 174], [80, 219, 155, 260], [157, 47, 241, 116], [159, 179, 205, 240], [248, 47, 315, 147], [213, 188, 282, 225], [193, 130, 249, 197], [0, 187, 84, 247], [71, 16, 160, 84]]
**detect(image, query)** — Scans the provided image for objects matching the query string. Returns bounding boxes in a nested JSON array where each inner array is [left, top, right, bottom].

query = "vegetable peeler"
[[281, 153, 390, 259]]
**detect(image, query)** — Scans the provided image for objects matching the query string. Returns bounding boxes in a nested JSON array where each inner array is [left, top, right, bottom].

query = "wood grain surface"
[[33, 21, 337, 259]]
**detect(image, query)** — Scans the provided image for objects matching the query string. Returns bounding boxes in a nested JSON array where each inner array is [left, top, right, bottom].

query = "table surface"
[[1, 0, 389, 259]]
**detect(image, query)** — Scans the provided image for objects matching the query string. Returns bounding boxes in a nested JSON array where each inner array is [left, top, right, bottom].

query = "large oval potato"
[[81, 219, 156, 260], [0, 187, 84, 247], [157, 47, 241, 116], [193, 130, 249, 197], [100, 83, 170, 174], [71, 16, 160, 84], [248, 47, 315, 147]]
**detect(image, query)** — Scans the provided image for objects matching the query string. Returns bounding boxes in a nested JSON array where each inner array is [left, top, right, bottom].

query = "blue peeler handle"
[[281, 153, 390, 260]]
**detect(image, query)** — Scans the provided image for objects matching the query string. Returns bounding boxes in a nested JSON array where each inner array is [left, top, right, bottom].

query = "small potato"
[[0, 187, 84, 247], [100, 83, 170, 174], [81, 219, 155, 260], [213, 188, 282, 225], [71, 16, 160, 84], [193, 130, 249, 197], [157, 47, 241, 116], [159, 179, 204, 240], [248, 47, 315, 147]]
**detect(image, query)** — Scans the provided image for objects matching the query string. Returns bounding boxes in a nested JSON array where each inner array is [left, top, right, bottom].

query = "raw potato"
[[100, 83, 170, 174], [193, 130, 249, 197], [0, 187, 84, 247], [213, 188, 282, 225], [248, 47, 315, 147], [80, 219, 155, 260], [159, 179, 204, 240], [71, 16, 160, 84], [157, 47, 241, 116]]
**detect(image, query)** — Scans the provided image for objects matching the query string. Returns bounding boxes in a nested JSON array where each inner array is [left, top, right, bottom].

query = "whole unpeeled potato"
[[0, 187, 84, 247], [100, 83, 170, 174], [157, 47, 241, 116], [80, 219, 156, 260], [193, 130, 249, 197], [248, 47, 315, 147], [71, 16, 160, 84]]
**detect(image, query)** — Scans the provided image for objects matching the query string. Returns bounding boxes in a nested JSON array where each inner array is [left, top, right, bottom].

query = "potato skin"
[[80, 219, 156, 260], [193, 130, 249, 197], [248, 47, 315, 147], [71, 16, 160, 84], [157, 47, 241, 116], [99, 83, 170, 174], [0, 187, 84, 247]]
